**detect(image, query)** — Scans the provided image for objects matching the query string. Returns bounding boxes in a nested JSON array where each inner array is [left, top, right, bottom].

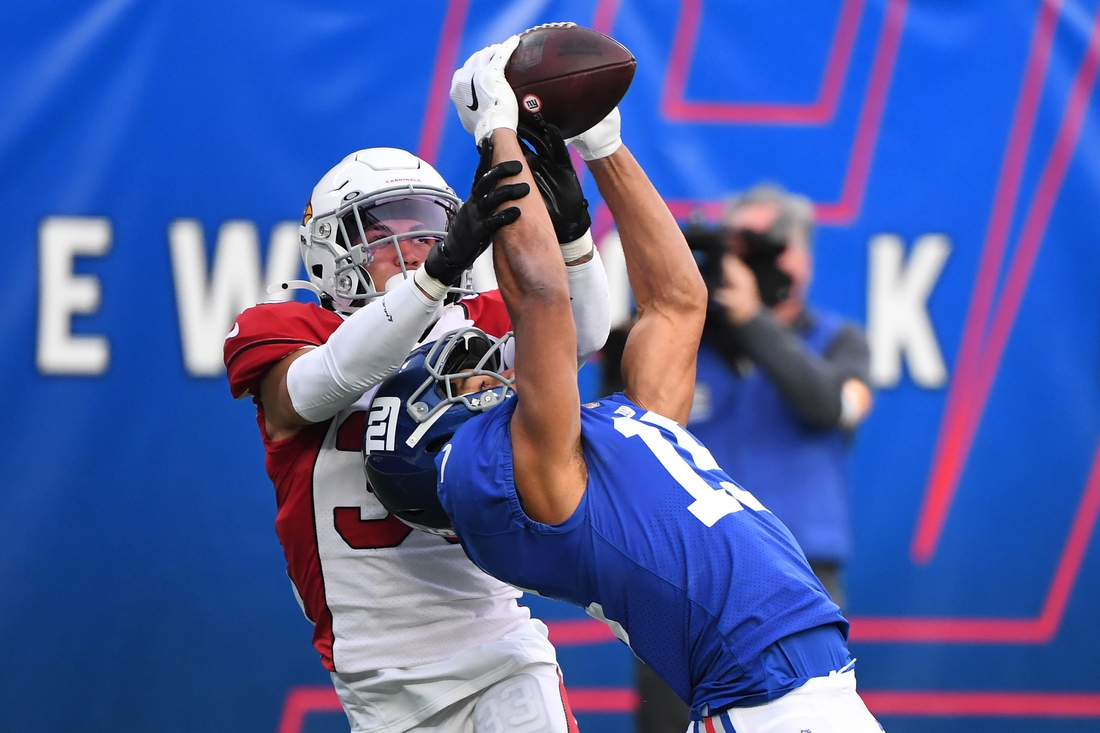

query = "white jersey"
[[225, 293, 528, 673]]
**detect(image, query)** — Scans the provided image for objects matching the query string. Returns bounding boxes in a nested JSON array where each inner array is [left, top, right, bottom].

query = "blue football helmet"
[[364, 327, 514, 536]]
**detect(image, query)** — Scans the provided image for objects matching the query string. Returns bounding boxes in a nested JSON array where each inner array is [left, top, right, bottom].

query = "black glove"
[[424, 142, 530, 286], [517, 121, 591, 244]]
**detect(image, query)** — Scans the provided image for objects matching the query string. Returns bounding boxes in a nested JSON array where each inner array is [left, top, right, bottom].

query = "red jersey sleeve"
[[459, 290, 512, 337], [224, 301, 344, 399]]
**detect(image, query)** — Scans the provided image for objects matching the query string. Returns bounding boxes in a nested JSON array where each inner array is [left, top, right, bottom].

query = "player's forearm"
[[489, 130, 574, 331], [285, 278, 442, 422], [488, 130, 585, 521], [585, 146, 705, 317]]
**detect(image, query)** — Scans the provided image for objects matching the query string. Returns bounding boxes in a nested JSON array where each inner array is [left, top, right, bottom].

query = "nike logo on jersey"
[[225, 322, 240, 339], [467, 77, 479, 111]]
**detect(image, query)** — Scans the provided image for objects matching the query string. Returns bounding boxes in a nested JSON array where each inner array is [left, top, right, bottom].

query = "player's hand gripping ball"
[[450, 36, 523, 144], [504, 23, 635, 138], [566, 107, 622, 161]]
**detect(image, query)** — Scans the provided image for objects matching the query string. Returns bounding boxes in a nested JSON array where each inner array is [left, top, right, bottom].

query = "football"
[[504, 23, 636, 138]]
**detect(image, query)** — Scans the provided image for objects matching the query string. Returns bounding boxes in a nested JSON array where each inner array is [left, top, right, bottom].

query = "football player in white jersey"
[[224, 141, 610, 732]]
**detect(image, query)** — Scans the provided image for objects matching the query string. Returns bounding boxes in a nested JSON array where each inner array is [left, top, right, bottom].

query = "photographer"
[[690, 183, 873, 603]]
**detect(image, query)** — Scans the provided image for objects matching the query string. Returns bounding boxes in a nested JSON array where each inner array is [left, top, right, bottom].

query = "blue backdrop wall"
[[2, 1, 1099, 732]]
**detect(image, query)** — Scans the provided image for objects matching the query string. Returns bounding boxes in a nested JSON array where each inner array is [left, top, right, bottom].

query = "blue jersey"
[[437, 393, 848, 717]]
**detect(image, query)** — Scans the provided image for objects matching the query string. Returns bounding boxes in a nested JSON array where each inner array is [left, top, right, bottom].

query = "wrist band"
[[561, 229, 595, 264], [413, 267, 449, 301], [578, 136, 622, 162]]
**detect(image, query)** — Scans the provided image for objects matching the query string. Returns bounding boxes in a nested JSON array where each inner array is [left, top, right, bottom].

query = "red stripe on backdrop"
[[1034, 433, 1100, 638], [849, 434, 1100, 642], [568, 687, 640, 713], [276, 687, 342, 733], [598, 0, 907, 230], [863, 691, 1100, 718], [912, 0, 1100, 565], [661, 0, 865, 124], [813, 0, 907, 224], [416, 0, 470, 164], [546, 617, 619, 645], [911, 0, 1064, 565], [591, 0, 622, 36]]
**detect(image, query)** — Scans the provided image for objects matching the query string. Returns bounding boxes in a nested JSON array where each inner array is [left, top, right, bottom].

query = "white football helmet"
[[284, 148, 463, 316]]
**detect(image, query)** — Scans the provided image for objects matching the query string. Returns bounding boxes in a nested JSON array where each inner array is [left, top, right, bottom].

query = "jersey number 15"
[[613, 408, 767, 527]]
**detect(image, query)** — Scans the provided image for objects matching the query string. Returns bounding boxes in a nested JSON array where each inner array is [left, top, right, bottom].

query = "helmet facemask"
[[362, 328, 514, 538], [301, 184, 464, 316], [402, 328, 515, 445]]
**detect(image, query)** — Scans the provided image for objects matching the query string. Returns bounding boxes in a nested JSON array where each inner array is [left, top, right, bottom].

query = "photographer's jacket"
[[687, 308, 869, 563]]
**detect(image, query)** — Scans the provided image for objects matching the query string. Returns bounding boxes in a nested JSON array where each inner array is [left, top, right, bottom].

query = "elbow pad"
[[567, 248, 611, 366], [286, 278, 443, 422]]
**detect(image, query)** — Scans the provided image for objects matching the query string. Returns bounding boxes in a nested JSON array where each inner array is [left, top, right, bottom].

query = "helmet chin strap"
[[268, 270, 389, 307], [406, 403, 451, 448], [270, 267, 427, 315], [267, 280, 323, 296]]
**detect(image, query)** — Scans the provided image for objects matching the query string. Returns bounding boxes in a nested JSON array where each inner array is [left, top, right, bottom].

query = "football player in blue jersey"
[[364, 39, 885, 732]]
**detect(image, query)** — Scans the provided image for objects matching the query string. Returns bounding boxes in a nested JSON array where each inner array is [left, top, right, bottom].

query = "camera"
[[727, 228, 793, 307], [685, 224, 793, 308], [685, 224, 726, 293]]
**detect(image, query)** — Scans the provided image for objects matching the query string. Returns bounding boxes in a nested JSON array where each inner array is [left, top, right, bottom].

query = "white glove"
[[450, 36, 521, 145], [566, 107, 622, 161]]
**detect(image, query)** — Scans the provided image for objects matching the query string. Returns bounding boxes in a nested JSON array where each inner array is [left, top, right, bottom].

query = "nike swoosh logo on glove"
[[467, 76, 479, 110]]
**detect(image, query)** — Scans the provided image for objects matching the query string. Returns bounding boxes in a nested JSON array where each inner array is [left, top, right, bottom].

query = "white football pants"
[[690, 669, 884, 733], [413, 663, 574, 733], [331, 618, 573, 732]]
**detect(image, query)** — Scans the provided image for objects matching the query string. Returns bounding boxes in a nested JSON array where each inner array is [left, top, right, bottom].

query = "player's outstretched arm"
[[450, 38, 587, 524], [490, 130, 588, 524], [579, 114, 707, 425], [518, 122, 611, 366]]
